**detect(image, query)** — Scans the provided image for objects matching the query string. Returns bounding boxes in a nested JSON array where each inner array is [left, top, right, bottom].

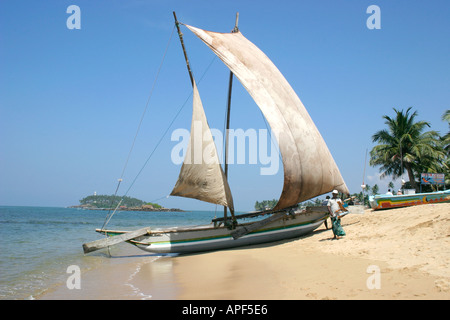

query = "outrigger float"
[[369, 190, 450, 210]]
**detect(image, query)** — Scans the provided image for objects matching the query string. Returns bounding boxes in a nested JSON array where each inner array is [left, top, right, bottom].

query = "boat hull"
[[369, 190, 450, 210], [98, 210, 327, 254]]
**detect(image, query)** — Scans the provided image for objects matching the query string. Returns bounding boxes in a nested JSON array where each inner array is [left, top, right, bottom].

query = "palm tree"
[[370, 107, 443, 191], [440, 110, 450, 185], [442, 110, 450, 155], [372, 184, 379, 195]]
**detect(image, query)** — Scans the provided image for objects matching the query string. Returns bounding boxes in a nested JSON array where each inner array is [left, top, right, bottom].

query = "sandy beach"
[[39, 203, 449, 300], [173, 203, 450, 300]]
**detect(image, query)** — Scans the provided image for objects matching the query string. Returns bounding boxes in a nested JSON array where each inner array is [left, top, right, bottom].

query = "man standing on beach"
[[322, 196, 330, 229], [327, 190, 346, 239]]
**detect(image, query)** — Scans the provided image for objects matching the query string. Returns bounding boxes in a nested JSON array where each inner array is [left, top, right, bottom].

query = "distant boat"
[[369, 190, 450, 210], [82, 13, 349, 255]]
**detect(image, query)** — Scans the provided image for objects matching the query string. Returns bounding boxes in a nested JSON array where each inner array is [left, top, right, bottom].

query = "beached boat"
[[90, 208, 329, 254], [369, 190, 450, 210], [82, 13, 349, 254]]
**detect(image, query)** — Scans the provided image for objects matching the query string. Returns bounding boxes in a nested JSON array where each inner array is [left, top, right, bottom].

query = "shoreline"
[[38, 203, 450, 300], [38, 244, 179, 300]]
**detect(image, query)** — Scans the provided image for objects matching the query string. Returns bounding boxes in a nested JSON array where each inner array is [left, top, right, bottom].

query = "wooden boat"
[[82, 13, 349, 255], [369, 190, 450, 210], [91, 208, 328, 254]]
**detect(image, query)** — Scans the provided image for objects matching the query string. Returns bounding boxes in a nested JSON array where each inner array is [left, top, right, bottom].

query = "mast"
[[172, 12, 235, 218], [173, 12, 194, 86], [223, 13, 239, 226]]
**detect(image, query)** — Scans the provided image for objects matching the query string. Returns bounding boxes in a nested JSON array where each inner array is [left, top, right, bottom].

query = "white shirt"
[[327, 198, 342, 217]]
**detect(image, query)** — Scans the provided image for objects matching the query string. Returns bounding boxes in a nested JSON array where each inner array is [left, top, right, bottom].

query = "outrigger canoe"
[[369, 190, 450, 210]]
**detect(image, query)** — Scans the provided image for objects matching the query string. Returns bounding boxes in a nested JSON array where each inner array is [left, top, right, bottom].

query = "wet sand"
[[38, 244, 178, 300]]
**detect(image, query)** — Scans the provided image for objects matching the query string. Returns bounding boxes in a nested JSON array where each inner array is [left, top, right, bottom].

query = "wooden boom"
[[82, 227, 151, 254]]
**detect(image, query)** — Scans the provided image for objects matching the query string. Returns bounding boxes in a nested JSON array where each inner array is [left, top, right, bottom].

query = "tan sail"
[[170, 80, 234, 211], [185, 25, 349, 210]]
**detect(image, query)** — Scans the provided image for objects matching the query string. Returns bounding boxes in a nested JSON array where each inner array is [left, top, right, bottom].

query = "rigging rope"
[[101, 26, 175, 230], [120, 26, 176, 182], [102, 45, 218, 230]]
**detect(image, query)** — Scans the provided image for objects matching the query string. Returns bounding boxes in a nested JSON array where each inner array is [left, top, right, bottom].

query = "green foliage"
[[371, 184, 379, 195], [351, 191, 370, 206], [79, 194, 147, 209], [254, 199, 278, 211], [146, 202, 162, 208], [370, 107, 446, 190], [441, 109, 450, 185]]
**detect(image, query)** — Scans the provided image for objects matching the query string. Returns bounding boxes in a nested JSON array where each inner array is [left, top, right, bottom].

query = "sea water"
[[0, 206, 220, 300]]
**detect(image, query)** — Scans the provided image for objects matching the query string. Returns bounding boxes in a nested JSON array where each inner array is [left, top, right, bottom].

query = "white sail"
[[185, 25, 349, 210], [170, 79, 234, 211]]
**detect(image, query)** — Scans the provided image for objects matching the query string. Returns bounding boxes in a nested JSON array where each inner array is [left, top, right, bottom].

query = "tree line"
[[254, 199, 278, 211], [79, 194, 162, 209]]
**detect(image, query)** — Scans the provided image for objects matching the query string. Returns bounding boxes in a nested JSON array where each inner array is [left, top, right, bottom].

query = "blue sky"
[[0, 0, 449, 211]]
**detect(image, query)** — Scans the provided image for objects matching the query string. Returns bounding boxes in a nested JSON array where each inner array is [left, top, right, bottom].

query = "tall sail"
[[185, 25, 349, 210], [170, 79, 234, 211]]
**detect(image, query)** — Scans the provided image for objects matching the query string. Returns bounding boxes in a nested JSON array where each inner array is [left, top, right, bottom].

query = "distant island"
[[69, 194, 185, 212]]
